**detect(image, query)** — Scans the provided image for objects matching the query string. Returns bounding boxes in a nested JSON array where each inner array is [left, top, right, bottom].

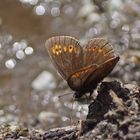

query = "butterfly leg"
[[89, 90, 93, 97], [87, 90, 95, 101]]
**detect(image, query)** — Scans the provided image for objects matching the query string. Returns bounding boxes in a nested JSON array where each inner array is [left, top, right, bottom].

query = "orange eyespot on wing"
[[51, 44, 78, 55], [52, 44, 62, 55], [45, 36, 83, 80], [84, 38, 116, 67]]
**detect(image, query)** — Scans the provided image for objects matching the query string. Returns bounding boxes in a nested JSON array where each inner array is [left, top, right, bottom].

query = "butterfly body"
[[45, 36, 119, 99]]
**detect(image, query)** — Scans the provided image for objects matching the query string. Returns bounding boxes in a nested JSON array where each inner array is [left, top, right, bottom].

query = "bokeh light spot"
[[25, 47, 34, 55], [51, 7, 60, 17], [35, 5, 45, 15], [5, 59, 16, 69]]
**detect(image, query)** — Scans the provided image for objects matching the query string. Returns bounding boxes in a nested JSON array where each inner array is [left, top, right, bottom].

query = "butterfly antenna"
[[58, 92, 75, 125], [70, 96, 74, 124], [58, 92, 72, 99]]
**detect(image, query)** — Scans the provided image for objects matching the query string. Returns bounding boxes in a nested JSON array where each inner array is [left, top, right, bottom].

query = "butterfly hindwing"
[[67, 64, 98, 91], [84, 56, 120, 88], [46, 36, 83, 80]]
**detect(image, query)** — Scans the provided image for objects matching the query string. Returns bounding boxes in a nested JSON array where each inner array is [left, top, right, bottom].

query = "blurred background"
[[0, 0, 140, 130]]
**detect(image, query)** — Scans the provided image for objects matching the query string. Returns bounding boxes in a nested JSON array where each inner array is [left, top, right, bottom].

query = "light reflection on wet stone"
[[32, 71, 56, 91], [0, 0, 140, 131], [62, 5, 75, 17], [13, 42, 22, 52], [5, 59, 16, 69], [61, 116, 69, 122], [16, 50, 25, 60], [51, 7, 60, 17], [85, 27, 99, 39], [19, 0, 38, 5], [110, 19, 120, 29], [0, 34, 12, 45], [42, 93, 52, 106], [13, 41, 33, 58], [78, 3, 94, 18], [0, 29, 34, 68], [122, 24, 130, 32], [110, 0, 124, 10], [38, 111, 58, 124], [24, 47, 34, 55], [35, 5, 46, 16]]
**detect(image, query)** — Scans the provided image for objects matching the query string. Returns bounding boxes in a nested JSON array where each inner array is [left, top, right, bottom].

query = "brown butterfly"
[[45, 36, 120, 99]]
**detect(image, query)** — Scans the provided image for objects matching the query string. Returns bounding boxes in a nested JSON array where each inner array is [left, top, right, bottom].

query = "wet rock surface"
[[0, 0, 140, 139], [79, 81, 140, 140], [0, 81, 140, 140]]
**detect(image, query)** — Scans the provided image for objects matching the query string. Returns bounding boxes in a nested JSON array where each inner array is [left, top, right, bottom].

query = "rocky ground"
[[0, 0, 140, 140], [0, 80, 139, 140]]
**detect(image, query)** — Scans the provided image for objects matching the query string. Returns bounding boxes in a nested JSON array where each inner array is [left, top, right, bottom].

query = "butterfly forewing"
[[45, 36, 83, 80], [84, 38, 116, 67]]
